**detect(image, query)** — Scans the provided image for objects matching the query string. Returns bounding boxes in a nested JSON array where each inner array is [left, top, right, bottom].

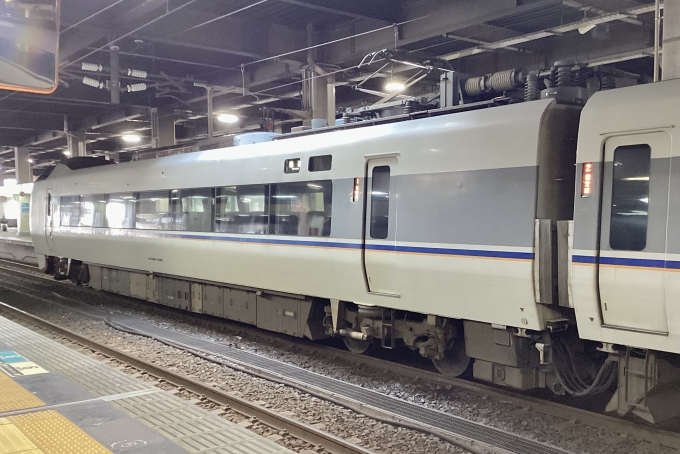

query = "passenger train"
[[30, 78, 680, 424]]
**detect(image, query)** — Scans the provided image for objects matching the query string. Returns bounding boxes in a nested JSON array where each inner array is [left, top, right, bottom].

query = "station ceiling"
[[0, 0, 659, 176]]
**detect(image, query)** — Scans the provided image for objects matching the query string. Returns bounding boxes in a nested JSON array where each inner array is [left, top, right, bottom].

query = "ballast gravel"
[[0, 267, 675, 454]]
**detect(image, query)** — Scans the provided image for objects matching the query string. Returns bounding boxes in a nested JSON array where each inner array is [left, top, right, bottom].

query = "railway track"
[[0, 302, 376, 454], [0, 259, 678, 452]]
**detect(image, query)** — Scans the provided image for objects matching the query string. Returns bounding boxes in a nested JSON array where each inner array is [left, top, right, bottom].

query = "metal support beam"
[[654, 0, 661, 81], [663, 0, 680, 80], [207, 87, 214, 139], [151, 108, 176, 148], [327, 75, 336, 126], [110, 46, 121, 105], [276, 0, 395, 23], [67, 132, 87, 157], [14, 147, 31, 184], [439, 3, 657, 62], [307, 23, 329, 126], [73, 107, 148, 131]]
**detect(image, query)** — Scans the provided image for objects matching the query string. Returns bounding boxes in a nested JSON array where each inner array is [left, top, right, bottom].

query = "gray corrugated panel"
[[110, 315, 571, 454]]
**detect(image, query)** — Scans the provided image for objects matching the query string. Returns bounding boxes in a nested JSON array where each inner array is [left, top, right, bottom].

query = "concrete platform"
[[0, 315, 294, 454], [0, 229, 36, 265]]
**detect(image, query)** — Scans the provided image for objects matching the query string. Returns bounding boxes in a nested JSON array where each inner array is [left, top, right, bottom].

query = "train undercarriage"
[[49, 256, 680, 425]]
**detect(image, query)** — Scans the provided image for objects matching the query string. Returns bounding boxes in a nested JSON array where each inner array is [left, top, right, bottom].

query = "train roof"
[[40, 97, 563, 196]]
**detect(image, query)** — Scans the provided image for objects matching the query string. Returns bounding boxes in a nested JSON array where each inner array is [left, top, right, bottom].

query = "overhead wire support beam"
[[353, 86, 410, 100], [62, 0, 202, 69], [439, 3, 659, 61], [275, 0, 392, 23], [110, 46, 120, 104]]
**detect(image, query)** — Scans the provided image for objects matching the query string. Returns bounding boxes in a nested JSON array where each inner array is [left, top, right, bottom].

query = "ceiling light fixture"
[[122, 134, 141, 143], [385, 81, 405, 92], [63, 150, 71, 156], [217, 114, 238, 124]]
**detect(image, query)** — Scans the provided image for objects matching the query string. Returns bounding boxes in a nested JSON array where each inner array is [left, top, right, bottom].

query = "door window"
[[609, 144, 651, 251], [370, 166, 390, 239]]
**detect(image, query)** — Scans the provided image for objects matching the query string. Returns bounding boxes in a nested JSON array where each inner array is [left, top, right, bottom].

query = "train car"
[[30, 78, 680, 424]]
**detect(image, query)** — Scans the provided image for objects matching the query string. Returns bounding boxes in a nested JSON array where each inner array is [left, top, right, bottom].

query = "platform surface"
[[0, 315, 294, 454], [0, 229, 32, 244]]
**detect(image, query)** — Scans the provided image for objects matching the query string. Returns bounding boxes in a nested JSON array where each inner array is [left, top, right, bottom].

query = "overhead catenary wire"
[[165, 0, 270, 39], [60, 0, 129, 34], [241, 15, 428, 68], [62, 0, 202, 69]]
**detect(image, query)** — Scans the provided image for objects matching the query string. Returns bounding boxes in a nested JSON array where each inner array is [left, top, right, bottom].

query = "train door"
[[363, 157, 399, 296], [45, 188, 55, 251], [597, 132, 671, 334]]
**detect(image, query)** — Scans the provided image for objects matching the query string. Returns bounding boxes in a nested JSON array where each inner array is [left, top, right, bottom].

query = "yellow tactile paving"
[[0, 421, 41, 453], [9, 410, 112, 454], [0, 370, 45, 412]]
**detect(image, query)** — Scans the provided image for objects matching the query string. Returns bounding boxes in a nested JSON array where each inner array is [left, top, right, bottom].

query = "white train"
[[30, 78, 680, 424]]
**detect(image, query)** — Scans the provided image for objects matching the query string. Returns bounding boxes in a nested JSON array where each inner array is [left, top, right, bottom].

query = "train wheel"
[[432, 339, 471, 377], [343, 337, 373, 354]]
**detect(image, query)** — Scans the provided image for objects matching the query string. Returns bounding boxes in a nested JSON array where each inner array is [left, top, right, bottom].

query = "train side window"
[[136, 191, 172, 230], [309, 155, 332, 172], [215, 185, 269, 234], [106, 193, 136, 228], [59, 196, 81, 227], [47, 194, 51, 216], [370, 166, 390, 240], [610, 144, 651, 251], [270, 181, 332, 236], [180, 188, 214, 232], [169, 190, 183, 230], [79, 194, 107, 227]]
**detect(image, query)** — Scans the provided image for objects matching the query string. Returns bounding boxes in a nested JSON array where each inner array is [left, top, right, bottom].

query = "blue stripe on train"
[[177, 233, 362, 250], [573, 254, 680, 269], [370, 244, 534, 260], [171, 232, 535, 260]]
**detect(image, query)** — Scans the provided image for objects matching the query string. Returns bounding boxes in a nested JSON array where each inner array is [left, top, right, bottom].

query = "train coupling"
[[546, 318, 570, 333]]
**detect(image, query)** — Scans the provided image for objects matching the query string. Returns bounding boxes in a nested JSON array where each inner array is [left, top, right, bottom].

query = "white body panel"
[[31, 99, 563, 331], [573, 79, 680, 354]]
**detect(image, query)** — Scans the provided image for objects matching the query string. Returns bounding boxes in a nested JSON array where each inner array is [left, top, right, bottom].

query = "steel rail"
[[0, 287, 519, 454], [0, 302, 374, 454], [0, 260, 678, 450]]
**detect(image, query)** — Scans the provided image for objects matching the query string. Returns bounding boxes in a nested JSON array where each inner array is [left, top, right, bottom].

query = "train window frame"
[[79, 194, 107, 228], [105, 193, 136, 229], [609, 144, 651, 251], [135, 190, 173, 230], [284, 158, 301, 174], [369, 166, 390, 240], [215, 184, 270, 235], [308, 155, 332, 172], [59, 195, 81, 227], [269, 180, 332, 237], [179, 187, 214, 233]]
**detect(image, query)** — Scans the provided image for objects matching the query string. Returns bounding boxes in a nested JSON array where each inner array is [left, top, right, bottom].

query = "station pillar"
[[306, 23, 336, 127], [663, 0, 680, 80], [151, 107, 176, 148], [67, 132, 87, 157], [14, 147, 31, 237]]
